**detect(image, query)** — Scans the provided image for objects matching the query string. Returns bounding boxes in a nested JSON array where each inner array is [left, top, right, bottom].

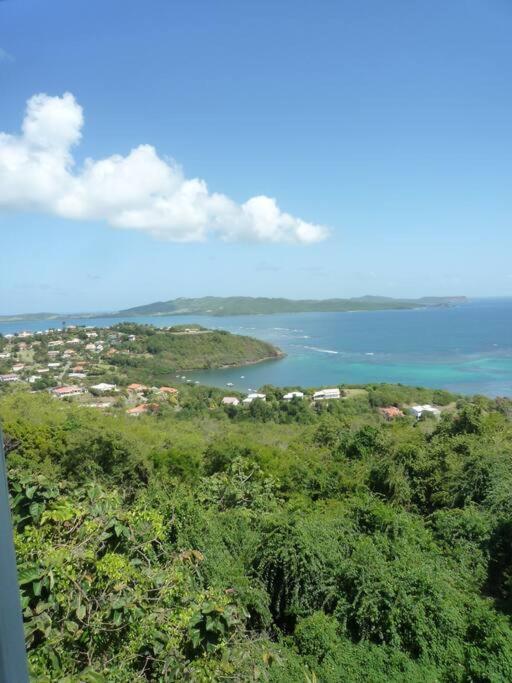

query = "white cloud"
[[0, 93, 328, 244]]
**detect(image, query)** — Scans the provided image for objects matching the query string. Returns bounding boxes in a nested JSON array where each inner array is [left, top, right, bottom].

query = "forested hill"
[[3, 383, 512, 681], [109, 323, 283, 373], [118, 295, 468, 317]]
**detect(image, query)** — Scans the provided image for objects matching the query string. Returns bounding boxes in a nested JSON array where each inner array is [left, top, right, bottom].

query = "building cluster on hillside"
[[1, 325, 446, 422], [220, 387, 344, 407], [0, 325, 181, 412]]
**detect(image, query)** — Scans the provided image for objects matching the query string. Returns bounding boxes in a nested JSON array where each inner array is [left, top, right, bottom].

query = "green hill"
[[107, 323, 283, 381], [0, 296, 469, 322], [118, 295, 468, 317]]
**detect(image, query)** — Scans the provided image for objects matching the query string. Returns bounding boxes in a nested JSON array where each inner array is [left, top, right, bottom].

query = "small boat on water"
[[240, 375, 245, 379], [226, 382, 234, 387]]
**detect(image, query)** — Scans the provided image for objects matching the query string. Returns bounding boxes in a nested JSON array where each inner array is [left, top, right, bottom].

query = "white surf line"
[[304, 345, 339, 354]]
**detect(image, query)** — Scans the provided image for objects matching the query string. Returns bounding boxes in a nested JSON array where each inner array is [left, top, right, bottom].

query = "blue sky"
[[1, 0, 511, 314]]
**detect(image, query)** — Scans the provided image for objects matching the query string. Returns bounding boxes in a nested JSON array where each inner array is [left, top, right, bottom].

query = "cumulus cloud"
[[0, 93, 328, 244]]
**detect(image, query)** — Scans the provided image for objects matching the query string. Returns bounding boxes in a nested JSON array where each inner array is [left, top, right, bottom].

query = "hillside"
[[0, 296, 469, 322], [2, 385, 512, 681], [0, 323, 284, 396], [118, 295, 468, 317], [108, 323, 283, 374]]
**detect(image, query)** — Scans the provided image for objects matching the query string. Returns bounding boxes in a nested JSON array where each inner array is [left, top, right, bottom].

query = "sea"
[[1, 298, 512, 397]]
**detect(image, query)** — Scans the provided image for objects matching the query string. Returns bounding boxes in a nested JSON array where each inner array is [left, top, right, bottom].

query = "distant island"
[[0, 295, 468, 322]]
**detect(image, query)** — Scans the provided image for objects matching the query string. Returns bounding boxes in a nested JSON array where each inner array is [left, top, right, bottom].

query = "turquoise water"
[[1, 299, 512, 396]]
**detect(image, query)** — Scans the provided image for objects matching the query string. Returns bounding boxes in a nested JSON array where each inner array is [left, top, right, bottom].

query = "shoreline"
[[174, 352, 286, 374], [216, 351, 286, 370]]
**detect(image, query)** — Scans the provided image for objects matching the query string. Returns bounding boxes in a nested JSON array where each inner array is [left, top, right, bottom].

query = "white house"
[[0, 374, 19, 383], [410, 404, 441, 419], [51, 386, 84, 398], [243, 392, 266, 404], [313, 388, 341, 401], [222, 396, 240, 406], [283, 391, 304, 401], [90, 382, 117, 393]]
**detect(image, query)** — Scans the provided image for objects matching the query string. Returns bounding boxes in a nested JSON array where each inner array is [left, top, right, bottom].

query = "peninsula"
[[0, 323, 284, 391]]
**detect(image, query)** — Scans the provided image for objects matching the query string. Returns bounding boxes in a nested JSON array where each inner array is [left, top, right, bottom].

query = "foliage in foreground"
[[2, 388, 512, 681]]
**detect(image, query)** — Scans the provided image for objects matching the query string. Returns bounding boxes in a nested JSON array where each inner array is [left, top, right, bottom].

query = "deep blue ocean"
[[1, 299, 512, 396]]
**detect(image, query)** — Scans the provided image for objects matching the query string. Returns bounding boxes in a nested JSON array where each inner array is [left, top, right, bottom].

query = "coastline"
[[0, 304, 454, 325], [216, 351, 286, 370], [0, 297, 471, 324], [2, 302, 511, 397]]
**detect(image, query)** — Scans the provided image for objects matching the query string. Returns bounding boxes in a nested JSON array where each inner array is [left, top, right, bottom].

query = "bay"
[[1, 298, 511, 396]]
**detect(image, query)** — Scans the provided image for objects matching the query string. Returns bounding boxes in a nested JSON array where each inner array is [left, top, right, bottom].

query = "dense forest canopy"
[[2, 383, 512, 681]]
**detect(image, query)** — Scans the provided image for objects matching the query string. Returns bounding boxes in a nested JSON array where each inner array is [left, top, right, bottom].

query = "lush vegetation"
[[103, 324, 282, 382], [2, 383, 512, 681], [117, 295, 467, 317]]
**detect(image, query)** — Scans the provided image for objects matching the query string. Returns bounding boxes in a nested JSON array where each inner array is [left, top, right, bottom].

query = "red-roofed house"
[[156, 386, 178, 395], [127, 383, 148, 392], [126, 402, 159, 417], [378, 406, 405, 420]]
